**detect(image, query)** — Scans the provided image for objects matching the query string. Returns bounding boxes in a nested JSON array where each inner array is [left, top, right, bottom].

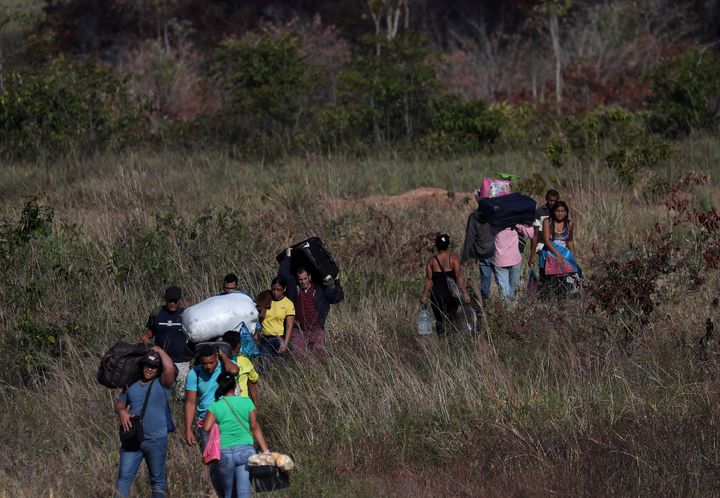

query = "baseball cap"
[[142, 352, 161, 368], [164, 286, 182, 301]]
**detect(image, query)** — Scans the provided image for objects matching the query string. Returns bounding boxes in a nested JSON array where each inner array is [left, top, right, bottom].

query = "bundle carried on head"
[[477, 193, 536, 229], [182, 293, 259, 343]]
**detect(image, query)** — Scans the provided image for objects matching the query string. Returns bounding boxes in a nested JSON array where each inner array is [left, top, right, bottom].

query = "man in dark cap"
[[115, 346, 176, 497], [141, 286, 191, 398]]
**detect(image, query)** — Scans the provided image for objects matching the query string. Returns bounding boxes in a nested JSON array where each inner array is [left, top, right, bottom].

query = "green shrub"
[[420, 94, 506, 156], [563, 107, 641, 155], [544, 139, 570, 168], [338, 31, 438, 147], [313, 104, 361, 153], [213, 34, 319, 155], [0, 196, 53, 263], [605, 134, 671, 185], [645, 46, 720, 138], [0, 58, 142, 159]]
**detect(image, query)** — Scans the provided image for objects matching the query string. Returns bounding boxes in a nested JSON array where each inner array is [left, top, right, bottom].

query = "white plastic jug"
[[417, 305, 433, 335]]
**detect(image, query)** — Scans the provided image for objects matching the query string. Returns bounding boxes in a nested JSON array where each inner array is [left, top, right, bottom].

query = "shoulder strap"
[[433, 255, 450, 276], [223, 397, 251, 434], [139, 378, 155, 419]]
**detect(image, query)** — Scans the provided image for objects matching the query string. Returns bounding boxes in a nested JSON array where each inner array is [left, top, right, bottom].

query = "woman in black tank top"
[[420, 234, 471, 336]]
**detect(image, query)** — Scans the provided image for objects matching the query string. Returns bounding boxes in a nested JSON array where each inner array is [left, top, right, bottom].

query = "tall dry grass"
[[2, 137, 720, 496]]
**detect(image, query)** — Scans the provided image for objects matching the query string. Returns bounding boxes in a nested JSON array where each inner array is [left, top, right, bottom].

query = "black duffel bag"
[[478, 193, 536, 228], [249, 464, 290, 493]]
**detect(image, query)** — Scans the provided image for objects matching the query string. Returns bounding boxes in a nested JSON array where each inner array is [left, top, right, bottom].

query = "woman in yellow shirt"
[[259, 277, 295, 364]]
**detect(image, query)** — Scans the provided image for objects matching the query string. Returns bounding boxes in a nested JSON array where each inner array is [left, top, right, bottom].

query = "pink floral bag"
[[202, 423, 221, 465], [480, 178, 512, 199], [544, 253, 575, 276]]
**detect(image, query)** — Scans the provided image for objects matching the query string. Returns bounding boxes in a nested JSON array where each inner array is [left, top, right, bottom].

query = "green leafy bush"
[[645, 46, 720, 138], [605, 134, 671, 185], [563, 107, 641, 155], [0, 58, 142, 159], [421, 95, 506, 156], [544, 139, 570, 168], [213, 34, 319, 155], [338, 31, 438, 147], [0, 196, 53, 263]]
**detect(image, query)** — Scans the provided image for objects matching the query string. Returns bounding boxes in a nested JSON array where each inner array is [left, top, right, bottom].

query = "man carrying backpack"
[[461, 190, 497, 303], [115, 347, 176, 498], [140, 286, 191, 400]]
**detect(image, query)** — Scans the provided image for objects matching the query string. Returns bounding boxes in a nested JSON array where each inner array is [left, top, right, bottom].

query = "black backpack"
[[97, 342, 150, 389]]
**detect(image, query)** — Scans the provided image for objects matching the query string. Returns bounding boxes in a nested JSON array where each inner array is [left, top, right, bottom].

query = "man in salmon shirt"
[[493, 223, 535, 302]]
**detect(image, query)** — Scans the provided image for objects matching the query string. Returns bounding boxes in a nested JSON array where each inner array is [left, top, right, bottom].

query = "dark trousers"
[[258, 335, 283, 372], [430, 295, 459, 336]]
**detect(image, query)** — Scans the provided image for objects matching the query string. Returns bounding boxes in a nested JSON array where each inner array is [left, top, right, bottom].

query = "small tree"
[[645, 46, 720, 138], [338, 31, 437, 146], [213, 34, 318, 154], [421, 94, 506, 156], [0, 58, 140, 159]]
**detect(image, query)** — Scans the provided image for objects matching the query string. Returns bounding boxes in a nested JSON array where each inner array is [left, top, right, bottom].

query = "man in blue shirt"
[[115, 346, 176, 498], [184, 344, 239, 497], [141, 286, 191, 399]]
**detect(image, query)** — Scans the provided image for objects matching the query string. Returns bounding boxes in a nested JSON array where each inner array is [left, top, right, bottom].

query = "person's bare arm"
[[115, 399, 132, 432], [140, 327, 153, 343], [529, 227, 539, 267], [184, 390, 197, 446], [567, 222, 576, 254], [451, 255, 471, 304], [279, 316, 294, 353], [152, 346, 177, 388], [202, 411, 216, 433], [543, 219, 565, 262], [248, 382, 258, 407], [249, 410, 269, 452], [420, 259, 433, 304], [218, 350, 239, 376]]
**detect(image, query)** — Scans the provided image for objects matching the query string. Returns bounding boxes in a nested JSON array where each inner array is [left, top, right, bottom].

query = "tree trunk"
[[1, 15, 9, 92], [370, 94, 382, 146], [548, 8, 562, 103]]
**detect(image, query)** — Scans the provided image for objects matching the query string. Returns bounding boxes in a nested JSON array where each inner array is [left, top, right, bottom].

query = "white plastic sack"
[[182, 293, 259, 343]]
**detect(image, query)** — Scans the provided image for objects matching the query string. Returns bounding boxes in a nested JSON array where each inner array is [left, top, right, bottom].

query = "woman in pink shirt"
[[493, 224, 535, 301]]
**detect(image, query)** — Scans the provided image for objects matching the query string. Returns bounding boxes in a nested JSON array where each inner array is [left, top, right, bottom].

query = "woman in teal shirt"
[[203, 372, 270, 498]]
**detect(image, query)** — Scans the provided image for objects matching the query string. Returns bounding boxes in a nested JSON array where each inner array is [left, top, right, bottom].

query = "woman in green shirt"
[[203, 372, 270, 498]]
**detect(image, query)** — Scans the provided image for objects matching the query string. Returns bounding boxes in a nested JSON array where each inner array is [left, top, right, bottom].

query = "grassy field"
[[2, 134, 720, 496]]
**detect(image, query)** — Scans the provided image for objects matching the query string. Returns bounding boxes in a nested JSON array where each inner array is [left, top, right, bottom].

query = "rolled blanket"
[[539, 242, 580, 274]]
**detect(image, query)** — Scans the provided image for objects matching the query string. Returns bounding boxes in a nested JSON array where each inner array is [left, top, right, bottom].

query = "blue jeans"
[[493, 263, 521, 302], [200, 424, 229, 498], [259, 335, 283, 356], [115, 437, 168, 498], [258, 335, 283, 372], [219, 445, 256, 498], [479, 258, 493, 302]]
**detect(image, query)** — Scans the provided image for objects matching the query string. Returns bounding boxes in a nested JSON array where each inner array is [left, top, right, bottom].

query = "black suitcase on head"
[[284, 237, 339, 286], [478, 193, 536, 228]]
